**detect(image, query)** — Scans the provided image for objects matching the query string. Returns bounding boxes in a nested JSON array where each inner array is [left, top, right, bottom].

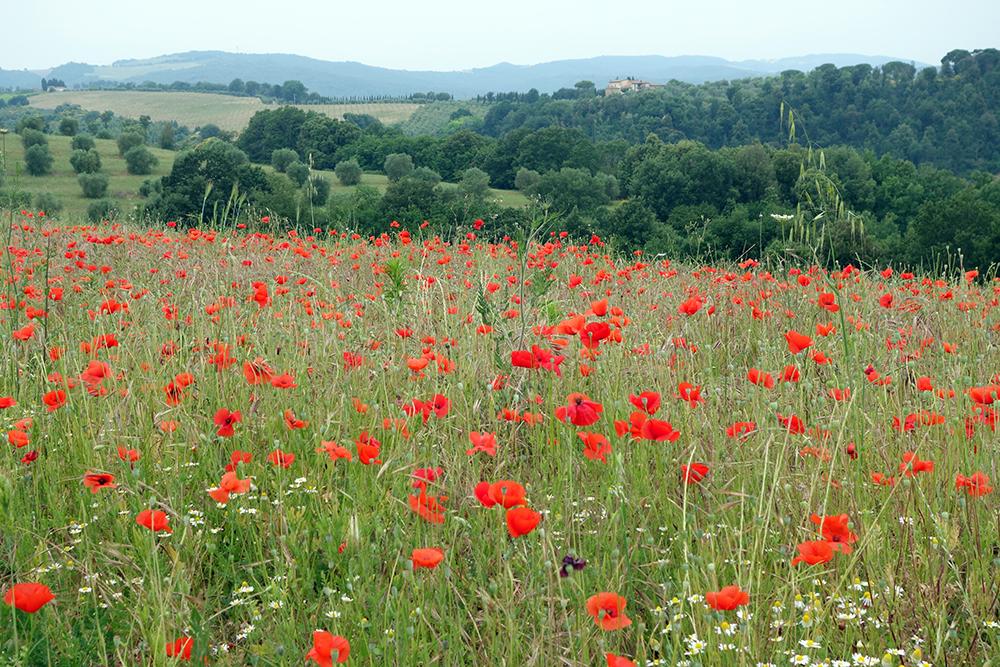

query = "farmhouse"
[[605, 77, 662, 95]]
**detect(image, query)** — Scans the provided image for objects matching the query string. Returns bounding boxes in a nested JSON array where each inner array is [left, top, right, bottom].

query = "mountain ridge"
[[1, 50, 930, 98]]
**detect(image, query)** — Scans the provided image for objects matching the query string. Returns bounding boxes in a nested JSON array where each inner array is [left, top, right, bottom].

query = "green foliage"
[[15, 115, 45, 132], [458, 167, 490, 199], [71, 134, 96, 151], [514, 167, 541, 192], [159, 124, 176, 149], [306, 175, 330, 206], [285, 161, 310, 187], [58, 116, 79, 136], [528, 167, 613, 213], [383, 153, 414, 182], [20, 128, 48, 149], [33, 191, 63, 216], [271, 148, 299, 173], [124, 146, 158, 175], [117, 131, 145, 156], [334, 159, 363, 185], [70, 149, 102, 174], [86, 198, 117, 222], [24, 144, 54, 176], [78, 172, 110, 199]]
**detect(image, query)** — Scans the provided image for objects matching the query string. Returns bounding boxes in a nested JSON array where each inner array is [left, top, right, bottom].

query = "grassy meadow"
[[0, 215, 998, 666], [27, 91, 422, 132]]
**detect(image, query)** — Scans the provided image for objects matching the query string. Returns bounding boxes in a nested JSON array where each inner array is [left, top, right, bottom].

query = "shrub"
[[124, 146, 158, 175], [20, 129, 48, 149], [71, 134, 96, 151], [59, 117, 79, 136], [514, 167, 541, 191], [86, 199, 118, 223], [78, 173, 110, 199], [285, 161, 310, 186], [383, 153, 414, 182], [307, 175, 330, 205], [271, 148, 299, 173], [335, 159, 363, 186], [459, 167, 491, 198], [117, 131, 145, 156], [33, 192, 63, 217], [70, 149, 102, 174], [24, 145, 54, 176]]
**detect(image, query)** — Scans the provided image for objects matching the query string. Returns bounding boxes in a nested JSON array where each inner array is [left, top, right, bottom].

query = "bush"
[[307, 175, 330, 205], [411, 167, 441, 185], [271, 148, 299, 173], [20, 129, 48, 149], [285, 161, 310, 186], [70, 149, 102, 174], [124, 146, 158, 175], [78, 173, 110, 199], [87, 199, 118, 223], [33, 192, 63, 217], [514, 167, 541, 191], [71, 134, 96, 151], [335, 159, 363, 185], [24, 145, 54, 176], [384, 153, 414, 182], [15, 116, 45, 133], [459, 167, 491, 198], [117, 131, 145, 156], [59, 117, 79, 136]]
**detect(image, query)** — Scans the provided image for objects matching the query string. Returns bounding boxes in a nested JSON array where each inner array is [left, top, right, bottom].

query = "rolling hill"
[[1, 50, 927, 99]]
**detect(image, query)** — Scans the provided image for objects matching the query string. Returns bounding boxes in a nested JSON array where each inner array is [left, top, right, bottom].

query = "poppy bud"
[[846, 443, 858, 460]]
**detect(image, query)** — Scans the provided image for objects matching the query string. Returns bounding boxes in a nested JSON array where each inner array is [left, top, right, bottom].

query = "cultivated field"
[[1, 217, 998, 666], [28, 91, 422, 132]]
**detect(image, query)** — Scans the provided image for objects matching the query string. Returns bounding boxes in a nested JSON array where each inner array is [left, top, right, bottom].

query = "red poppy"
[[791, 540, 835, 566], [409, 489, 447, 524], [676, 382, 704, 407], [270, 372, 297, 389], [356, 432, 382, 464], [83, 472, 117, 493], [628, 391, 661, 415], [726, 421, 757, 439], [242, 358, 274, 385], [317, 441, 353, 462], [268, 449, 296, 468], [705, 585, 750, 611], [165, 637, 194, 661], [606, 655, 636, 667], [586, 592, 632, 630], [681, 462, 709, 484], [899, 451, 933, 477], [809, 514, 857, 552], [136, 509, 172, 533], [466, 431, 497, 457], [506, 506, 541, 537], [956, 472, 993, 496], [208, 471, 252, 504], [785, 330, 813, 354], [3, 583, 54, 613], [555, 393, 603, 426], [411, 547, 445, 570], [213, 408, 242, 437], [579, 432, 612, 462], [43, 389, 67, 412], [305, 630, 350, 665], [747, 368, 775, 389]]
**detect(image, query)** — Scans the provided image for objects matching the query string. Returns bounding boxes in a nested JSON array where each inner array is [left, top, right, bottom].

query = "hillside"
[[27, 91, 421, 132], [3, 50, 924, 98]]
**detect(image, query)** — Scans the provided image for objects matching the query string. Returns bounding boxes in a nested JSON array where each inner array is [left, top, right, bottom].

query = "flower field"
[[1, 215, 998, 666]]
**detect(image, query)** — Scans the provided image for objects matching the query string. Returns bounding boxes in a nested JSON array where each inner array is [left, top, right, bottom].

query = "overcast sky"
[[3, 0, 996, 71]]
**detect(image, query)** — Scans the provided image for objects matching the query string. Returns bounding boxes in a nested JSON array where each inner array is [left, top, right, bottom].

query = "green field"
[[1, 134, 529, 218], [1, 133, 175, 218], [28, 91, 422, 132]]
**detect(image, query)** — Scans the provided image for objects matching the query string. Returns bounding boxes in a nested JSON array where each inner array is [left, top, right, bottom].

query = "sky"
[[2, 0, 997, 71]]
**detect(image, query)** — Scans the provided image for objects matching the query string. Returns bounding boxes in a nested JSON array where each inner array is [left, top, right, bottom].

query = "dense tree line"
[[474, 49, 1000, 174]]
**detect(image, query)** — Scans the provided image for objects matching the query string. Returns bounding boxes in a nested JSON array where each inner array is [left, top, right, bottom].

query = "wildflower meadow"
[[1, 214, 998, 666]]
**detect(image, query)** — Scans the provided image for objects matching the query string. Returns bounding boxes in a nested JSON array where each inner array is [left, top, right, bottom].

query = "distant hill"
[[2, 51, 928, 98]]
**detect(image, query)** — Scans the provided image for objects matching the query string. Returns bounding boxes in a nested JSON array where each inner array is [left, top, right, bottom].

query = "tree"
[[33, 192, 63, 217], [530, 168, 612, 213], [70, 149, 102, 174], [285, 161, 310, 186], [16, 115, 45, 132], [78, 173, 110, 198], [87, 199, 118, 223], [281, 80, 307, 102], [514, 167, 541, 191], [124, 146, 158, 175], [58, 116, 79, 136], [159, 125, 176, 150], [271, 148, 299, 173], [458, 167, 490, 199], [228, 78, 245, 94], [117, 131, 145, 157], [71, 134, 95, 151], [306, 175, 330, 205], [335, 159, 363, 185], [24, 145, 54, 176], [20, 129, 48, 149], [384, 153, 414, 181], [603, 199, 658, 249], [237, 107, 308, 162]]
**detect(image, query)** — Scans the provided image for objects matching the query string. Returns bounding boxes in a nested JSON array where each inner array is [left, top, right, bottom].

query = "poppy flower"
[[466, 431, 497, 457], [242, 358, 274, 385], [284, 409, 308, 430], [409, 489, 447, 524], [956, 472, 993, 496], [899, 451, 933, 476], [785, 330, 813, 354], [83, 472, 117, 493], [586, 592, 632, 630], [356, 432, 382, 464], [213, 408, 242, 437], [506, 506, 541, 537], [578, 431, 611, 462], [628, 391, 661, 415], [676, 382, 704, 407], [305, 630, 350, 665], [270, 372, 297, 389], [791, 540, 835, 566], [3, 583, 54, 613], [480, 480, 526, 508], [43, 389, 67, 412], [317, 441, 353, 462], [747, 368, 775, 389], [705, 585, 750, 611], [208, 471, 252, 504], [606, 654, 636, 667], [268, 449, 296, 468], [555, 393, 603, 426], [580, 321, 612, 349], [777, 413, 805, 435], [411, 547, 445, 570], [681, 462, 709, 484], [809, 514, 857, 552], [136, 509, 172, 533], [165, 637, 194, 660], [726, 421, 757, 439]]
